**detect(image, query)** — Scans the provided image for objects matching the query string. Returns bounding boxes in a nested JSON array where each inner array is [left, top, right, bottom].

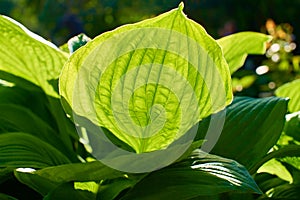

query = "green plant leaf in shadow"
[[197, 96, 288, 170], [120, 150, 261, 200], [0, 132, 71, 168]]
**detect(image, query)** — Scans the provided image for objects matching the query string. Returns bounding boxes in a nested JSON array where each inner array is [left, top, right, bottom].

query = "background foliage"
[[1, 0, 300, 48]]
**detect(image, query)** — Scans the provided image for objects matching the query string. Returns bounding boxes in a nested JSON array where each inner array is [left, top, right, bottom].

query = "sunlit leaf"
[[0, 15, 67, 97], [275, 79, 300, 112], [257, 159, 292, 183], [60, 3, 232, 153], [217, 32, 271, 74]]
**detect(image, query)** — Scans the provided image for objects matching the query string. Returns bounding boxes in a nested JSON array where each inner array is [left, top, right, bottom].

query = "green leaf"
[[250, 145, 300, 174], [0, 168, 13, 184], [98, 178, 136, 200], [217, 32, 271, 74], [120, 150, 261, 200], [17, 161, 125, 183], [0, 132, 71, 168], [255, 172, 288, 194], [44, 182, 96, 200], [284, 111, 300, 141], [271, 184, 300, 199], [0, 193, 18, 200], [0, 104, 76, 159], [74, 181, 99, 194], [275, 79, 300, 112], [197, 96, 288, 170], [14, 169, 58, 196], [0, 15, 67, 97], [257, 159, 292, 183], [14, 162, 128, 198], [60, 3, 232, 153], [0, 85, 52, 123]]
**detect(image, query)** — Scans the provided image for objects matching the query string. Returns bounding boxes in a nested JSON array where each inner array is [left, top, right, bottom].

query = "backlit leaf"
[[60, 3, 232, 153], [0, 15, 67, 97], [275, 79, 300, 112], [217, 32, 271, 74]]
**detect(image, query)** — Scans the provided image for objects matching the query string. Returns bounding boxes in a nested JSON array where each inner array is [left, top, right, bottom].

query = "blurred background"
[[1, 0, 300, 97]]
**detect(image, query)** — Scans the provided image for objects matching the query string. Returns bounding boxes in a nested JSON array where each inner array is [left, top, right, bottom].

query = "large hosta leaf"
[[60, 3, 232, 153], [275, 79, 300, 112], [0, 104, 77, 161], [197, 96, 288, 170], [217, 32, 271, 74], [14, 161, 126, 197], [283, 111, 300, 141], [15, 161, 125, 184], [0, 132, 71, 168], [0, 15, 67, 97], [120, 150, 261, 200]]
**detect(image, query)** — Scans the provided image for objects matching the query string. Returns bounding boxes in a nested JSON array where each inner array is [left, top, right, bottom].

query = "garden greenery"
[[0, 3, 300, 200]]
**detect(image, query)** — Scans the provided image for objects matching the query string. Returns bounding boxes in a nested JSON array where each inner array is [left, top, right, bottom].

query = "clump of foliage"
[[232, 19, 300, 98], [0, 3, 299, 200]]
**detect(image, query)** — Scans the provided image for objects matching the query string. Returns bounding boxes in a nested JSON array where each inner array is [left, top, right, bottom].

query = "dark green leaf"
[[0, 193, 18, 200], [198, 96, 288, 170], [0, 132, 71, 168], [0, 104, 76, 159], [97, 178, 136, 200], [121, 150, 261, 200], [284, 111, 300, 141], [17, 161, 125, 183], [254, 172, 288, 194], [44, 182, 96, 200], [14, 170, 58, 196]]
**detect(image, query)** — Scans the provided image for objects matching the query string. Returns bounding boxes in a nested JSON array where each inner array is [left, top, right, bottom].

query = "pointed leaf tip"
[[178, 2, 184, 11]]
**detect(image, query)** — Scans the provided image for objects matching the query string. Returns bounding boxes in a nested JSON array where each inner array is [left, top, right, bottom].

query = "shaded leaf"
[[14, 169, 58, 196], [120, 150, 261, 200], [0, 104, 76, 160], [284, 111, 300, 141], [97, 178, 136, 200], [44, 182, 96, 200], [197, 96, 288, 170], [0, 132, 71, 168], [0, 193, 18, 200], [16, 161, 125, 184]]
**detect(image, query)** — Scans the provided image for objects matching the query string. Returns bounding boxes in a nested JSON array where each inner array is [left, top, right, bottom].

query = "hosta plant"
[[0, 3, 298, 200]]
